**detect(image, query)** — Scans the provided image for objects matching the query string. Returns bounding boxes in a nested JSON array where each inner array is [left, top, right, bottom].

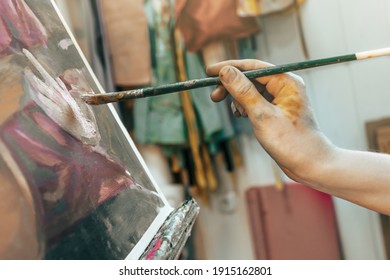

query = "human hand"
[[206, 60, 334, 182]]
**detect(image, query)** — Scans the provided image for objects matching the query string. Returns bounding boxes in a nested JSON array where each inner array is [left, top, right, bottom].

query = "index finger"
[[206, 59, 304, 99], [206, 59, 274, 85]]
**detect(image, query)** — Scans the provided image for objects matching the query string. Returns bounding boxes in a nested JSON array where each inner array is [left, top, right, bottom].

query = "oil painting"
[[0, 0, 197, 260]]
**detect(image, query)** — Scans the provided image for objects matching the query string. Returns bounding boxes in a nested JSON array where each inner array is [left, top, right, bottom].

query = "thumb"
[[219, 66, 265, 109]]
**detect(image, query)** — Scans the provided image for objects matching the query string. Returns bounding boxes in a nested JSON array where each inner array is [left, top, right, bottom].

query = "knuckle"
[[235, 81, 255, 96]]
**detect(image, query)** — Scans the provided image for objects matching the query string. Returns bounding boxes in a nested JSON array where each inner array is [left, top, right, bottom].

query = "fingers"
[[206, 59, 274, 86], [207, 59, 307, 123], [206, 59, 305, 100], [211, 85, 248, 118], [210, 85, 248, 118], [218, 65, 267, 109], [210, 85, 228, 102]]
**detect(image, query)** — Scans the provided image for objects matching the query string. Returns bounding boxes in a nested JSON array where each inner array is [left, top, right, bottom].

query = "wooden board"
[[246, 182, 341, 259]]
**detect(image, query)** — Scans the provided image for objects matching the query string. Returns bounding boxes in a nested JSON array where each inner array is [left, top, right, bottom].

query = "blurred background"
[[56, 0, 390, 260]]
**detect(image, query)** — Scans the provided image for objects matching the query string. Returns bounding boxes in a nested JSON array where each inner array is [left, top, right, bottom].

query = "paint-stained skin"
[[272, 83, 303, 125], [219, 69, 304, 125]]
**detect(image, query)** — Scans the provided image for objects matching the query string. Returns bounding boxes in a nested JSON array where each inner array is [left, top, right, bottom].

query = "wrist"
[[289, 132, 337, 189]]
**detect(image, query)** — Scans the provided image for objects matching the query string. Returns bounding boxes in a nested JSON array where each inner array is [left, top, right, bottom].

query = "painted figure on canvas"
[[0, 0, 175, 260]]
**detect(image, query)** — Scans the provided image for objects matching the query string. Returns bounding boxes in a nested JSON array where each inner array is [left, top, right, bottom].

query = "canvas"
[[0, 0, 197, 260]]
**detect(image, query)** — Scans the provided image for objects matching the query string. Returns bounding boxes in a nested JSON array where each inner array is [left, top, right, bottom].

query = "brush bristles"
[[81, 93, 104, 105], [81, 92, 128, 105], [81, 88, 146, 105]]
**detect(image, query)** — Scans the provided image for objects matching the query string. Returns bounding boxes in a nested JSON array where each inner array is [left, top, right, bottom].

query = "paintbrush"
[[81, 47, 390, 105]]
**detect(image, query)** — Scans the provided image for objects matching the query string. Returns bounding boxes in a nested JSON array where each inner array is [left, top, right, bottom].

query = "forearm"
[[300, 147, 390, 215], [206, 60, 390, 214]]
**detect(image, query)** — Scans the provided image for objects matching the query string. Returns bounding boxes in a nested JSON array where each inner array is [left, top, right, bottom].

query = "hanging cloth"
[[100, 0, 152, 87], [236, 0, 262, 17], [135, 0, 234, 146], [135, 0, 240, 204], [175, 0, 261, 52], [135, 0, 185, 145]]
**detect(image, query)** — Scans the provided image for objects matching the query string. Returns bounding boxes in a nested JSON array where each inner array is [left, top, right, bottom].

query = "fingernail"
[[231, 102, 241, 117], [220, 66, 237, 84]]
